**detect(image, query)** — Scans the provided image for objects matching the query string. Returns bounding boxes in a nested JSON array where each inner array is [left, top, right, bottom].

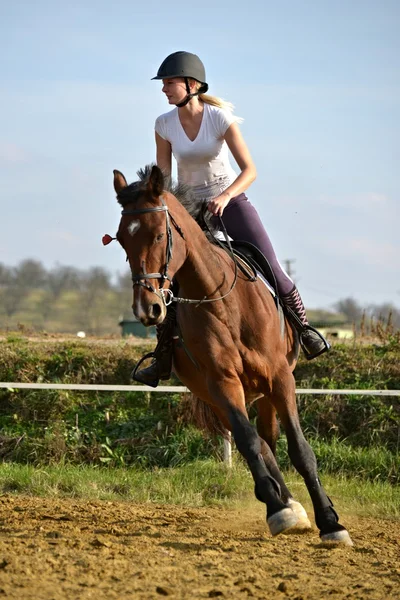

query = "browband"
[[121, 205, 168, 216]]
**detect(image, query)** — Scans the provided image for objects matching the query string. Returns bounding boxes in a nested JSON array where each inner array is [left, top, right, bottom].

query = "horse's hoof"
[[267, 508, 299, 536], [320, 530, 354, 547], [286, 499, 312, 532]]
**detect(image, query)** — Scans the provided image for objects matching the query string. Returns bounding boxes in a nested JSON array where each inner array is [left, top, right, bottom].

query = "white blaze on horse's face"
[[128, 220, 141, 237], [133, 286, 147, 323]]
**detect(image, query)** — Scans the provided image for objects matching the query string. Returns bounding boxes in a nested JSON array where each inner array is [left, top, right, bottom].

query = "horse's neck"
[[174, 218, 227, 301]]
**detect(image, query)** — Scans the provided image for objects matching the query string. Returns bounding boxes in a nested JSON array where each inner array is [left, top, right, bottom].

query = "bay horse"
[[112, 164, 353, 546]]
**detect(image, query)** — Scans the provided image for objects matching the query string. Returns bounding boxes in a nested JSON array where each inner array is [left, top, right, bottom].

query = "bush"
[[0, 335, 398, 482]]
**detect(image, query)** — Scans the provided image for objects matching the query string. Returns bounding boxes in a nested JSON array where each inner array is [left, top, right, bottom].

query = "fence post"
[[223, 431, 232, 467]]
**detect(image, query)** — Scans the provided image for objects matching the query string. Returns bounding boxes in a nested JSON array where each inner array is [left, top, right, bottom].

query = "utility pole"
[[283, 259, 296, 282]]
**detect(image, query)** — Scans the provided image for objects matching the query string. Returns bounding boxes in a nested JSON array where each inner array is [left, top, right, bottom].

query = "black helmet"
[[152, 51, 208, 96]]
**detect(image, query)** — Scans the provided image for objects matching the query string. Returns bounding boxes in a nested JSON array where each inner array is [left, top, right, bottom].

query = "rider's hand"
[[207, 192, 231, 217]]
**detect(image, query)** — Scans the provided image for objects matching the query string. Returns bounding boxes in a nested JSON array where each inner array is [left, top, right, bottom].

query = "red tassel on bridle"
[[102, 234, 116, 245]]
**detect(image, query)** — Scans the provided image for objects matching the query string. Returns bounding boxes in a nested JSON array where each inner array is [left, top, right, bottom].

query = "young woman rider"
[[134, 51, 329, 387]]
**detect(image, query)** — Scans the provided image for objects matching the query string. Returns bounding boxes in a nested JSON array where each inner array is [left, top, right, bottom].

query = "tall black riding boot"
[[282, 286, 330, 360], [132, 304, 177, 388]]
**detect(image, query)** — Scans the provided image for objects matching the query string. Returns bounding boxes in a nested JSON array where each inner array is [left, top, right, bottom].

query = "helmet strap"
[[184, 77, 191, 95], [175, 77, 200, 108]]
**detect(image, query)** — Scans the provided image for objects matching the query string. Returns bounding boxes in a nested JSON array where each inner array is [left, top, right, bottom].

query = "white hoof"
[[320, 529, 354, 547], [267, 508, 299, 536], [286, 499, 312, 531]]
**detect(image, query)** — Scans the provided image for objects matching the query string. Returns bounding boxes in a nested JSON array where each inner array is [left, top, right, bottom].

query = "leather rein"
[[121, 196, 254, 308]]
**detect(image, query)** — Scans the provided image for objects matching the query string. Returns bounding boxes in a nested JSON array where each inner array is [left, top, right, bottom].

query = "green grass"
[[274, 435, 399, 484], [285, 436, 399, 483], [0, 459, 398, 519], [0, 459, 244, 505]]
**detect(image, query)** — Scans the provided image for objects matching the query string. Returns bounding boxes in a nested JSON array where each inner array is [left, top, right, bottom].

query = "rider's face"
[[162, 78, 190, 104]]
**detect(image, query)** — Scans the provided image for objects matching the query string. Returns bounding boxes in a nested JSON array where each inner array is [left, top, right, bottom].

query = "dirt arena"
[[0, 495, 398, 599]]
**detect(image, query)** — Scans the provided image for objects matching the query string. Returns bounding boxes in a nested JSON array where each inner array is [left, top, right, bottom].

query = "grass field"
[[0, 459, 399, 520]]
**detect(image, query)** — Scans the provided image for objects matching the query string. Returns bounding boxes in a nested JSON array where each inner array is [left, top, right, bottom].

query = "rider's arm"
[[156, 132, 172, 176], [221, 123, 257, 199]]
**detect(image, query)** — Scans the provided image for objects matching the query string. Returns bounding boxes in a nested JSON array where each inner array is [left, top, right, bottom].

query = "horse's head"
[[114, 165, 186, 326]]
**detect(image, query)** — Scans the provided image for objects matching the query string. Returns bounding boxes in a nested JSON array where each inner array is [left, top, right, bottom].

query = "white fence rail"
[[0, 383, 399, 396]]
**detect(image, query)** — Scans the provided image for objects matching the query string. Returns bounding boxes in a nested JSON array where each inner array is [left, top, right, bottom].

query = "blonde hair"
[[192, 80, 243, 123]]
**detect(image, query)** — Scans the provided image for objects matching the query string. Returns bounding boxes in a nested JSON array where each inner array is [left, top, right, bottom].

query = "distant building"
[[310, 320, 354, 340], [319, 327, 354, 340], [118, 317, 156, 339]]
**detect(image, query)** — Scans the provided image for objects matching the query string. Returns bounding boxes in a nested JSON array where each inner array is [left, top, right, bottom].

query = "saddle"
[[219, 240, 279, 304], [217, 239, 288, 340], [231, 241, 278, 291]]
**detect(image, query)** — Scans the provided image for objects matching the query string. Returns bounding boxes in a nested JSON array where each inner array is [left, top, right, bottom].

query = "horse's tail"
[[183, 393, 229, 439]]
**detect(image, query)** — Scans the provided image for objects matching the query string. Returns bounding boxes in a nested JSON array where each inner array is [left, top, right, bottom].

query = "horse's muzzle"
[[144, 302, 164, 326], [133, 298, 166, 327]]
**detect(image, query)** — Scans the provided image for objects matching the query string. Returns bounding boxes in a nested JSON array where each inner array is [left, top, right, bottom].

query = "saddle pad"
[[256, 271, 275, 296], [234, 254, 285, 339]]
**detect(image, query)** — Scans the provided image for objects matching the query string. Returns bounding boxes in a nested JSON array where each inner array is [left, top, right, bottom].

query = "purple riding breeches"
[[214, 193, 294, 296]]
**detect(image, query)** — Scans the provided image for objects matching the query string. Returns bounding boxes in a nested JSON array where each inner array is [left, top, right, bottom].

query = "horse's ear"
[[147, 165, 164, 198], [113, 170, 128, 195]]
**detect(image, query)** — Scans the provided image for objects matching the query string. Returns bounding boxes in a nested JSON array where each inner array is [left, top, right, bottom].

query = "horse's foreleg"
[[272, 368, 353, 546], [208, 378, 299, 536]]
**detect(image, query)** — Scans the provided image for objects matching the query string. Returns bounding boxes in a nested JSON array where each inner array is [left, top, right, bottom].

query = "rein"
[[121, 196, 252, 308]]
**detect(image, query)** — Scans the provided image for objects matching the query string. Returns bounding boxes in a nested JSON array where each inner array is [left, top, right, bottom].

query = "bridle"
[[121, 195, 254, 308], [121, 196, 183, 306]]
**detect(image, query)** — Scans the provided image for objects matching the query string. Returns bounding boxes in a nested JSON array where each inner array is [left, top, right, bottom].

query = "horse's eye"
[[155, 233, 164, 243]]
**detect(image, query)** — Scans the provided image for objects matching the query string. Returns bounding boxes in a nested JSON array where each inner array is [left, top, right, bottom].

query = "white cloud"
[[347, 238, 398, 267], [320, 236, 399, 269]]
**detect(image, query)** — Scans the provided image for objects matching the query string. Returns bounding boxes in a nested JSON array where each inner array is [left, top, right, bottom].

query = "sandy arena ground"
[[0, 495, 399, 600]]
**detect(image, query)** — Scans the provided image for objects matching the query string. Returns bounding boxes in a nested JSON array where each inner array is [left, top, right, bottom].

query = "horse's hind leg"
[[271, 366, 353, 546], [257, 397, 311, 530], [208, 377, 300, 536], [256, 397, 280, 456], [256, 399, 291, 502]]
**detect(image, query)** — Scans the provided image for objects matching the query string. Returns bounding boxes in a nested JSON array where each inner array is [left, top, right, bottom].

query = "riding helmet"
[[152, 51, 208, 94]]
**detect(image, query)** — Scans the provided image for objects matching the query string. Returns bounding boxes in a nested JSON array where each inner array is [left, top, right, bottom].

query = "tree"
[[74, 267, 112, 334], [0, 265, 31, 319], [46, 265, 80, 300], [115, 270, 134, 318], [0, 263, 11, 285], [37, 266, 82, 323], [0, 260, 46, 321], [368, 303, 400, 329], [14, 260, 47, 289], [335, 298, 363, 324]]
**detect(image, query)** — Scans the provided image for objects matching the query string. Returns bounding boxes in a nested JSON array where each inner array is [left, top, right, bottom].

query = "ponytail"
[[191, 80, 243, 123]]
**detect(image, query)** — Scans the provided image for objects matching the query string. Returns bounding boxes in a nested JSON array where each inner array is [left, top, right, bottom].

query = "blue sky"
[[1, 0, 399, 309]]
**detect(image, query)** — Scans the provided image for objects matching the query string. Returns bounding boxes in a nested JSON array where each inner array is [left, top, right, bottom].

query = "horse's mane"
[[117, 164, 219, 240]]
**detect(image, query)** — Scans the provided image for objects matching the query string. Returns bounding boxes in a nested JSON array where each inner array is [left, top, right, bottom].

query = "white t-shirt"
[[155, 103, 238, 201]]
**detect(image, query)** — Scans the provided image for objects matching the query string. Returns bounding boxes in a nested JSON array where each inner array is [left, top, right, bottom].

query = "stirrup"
[[131, 352, 159, 387], [300, 326, 330, 361], [132, 344, 173, 387]]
